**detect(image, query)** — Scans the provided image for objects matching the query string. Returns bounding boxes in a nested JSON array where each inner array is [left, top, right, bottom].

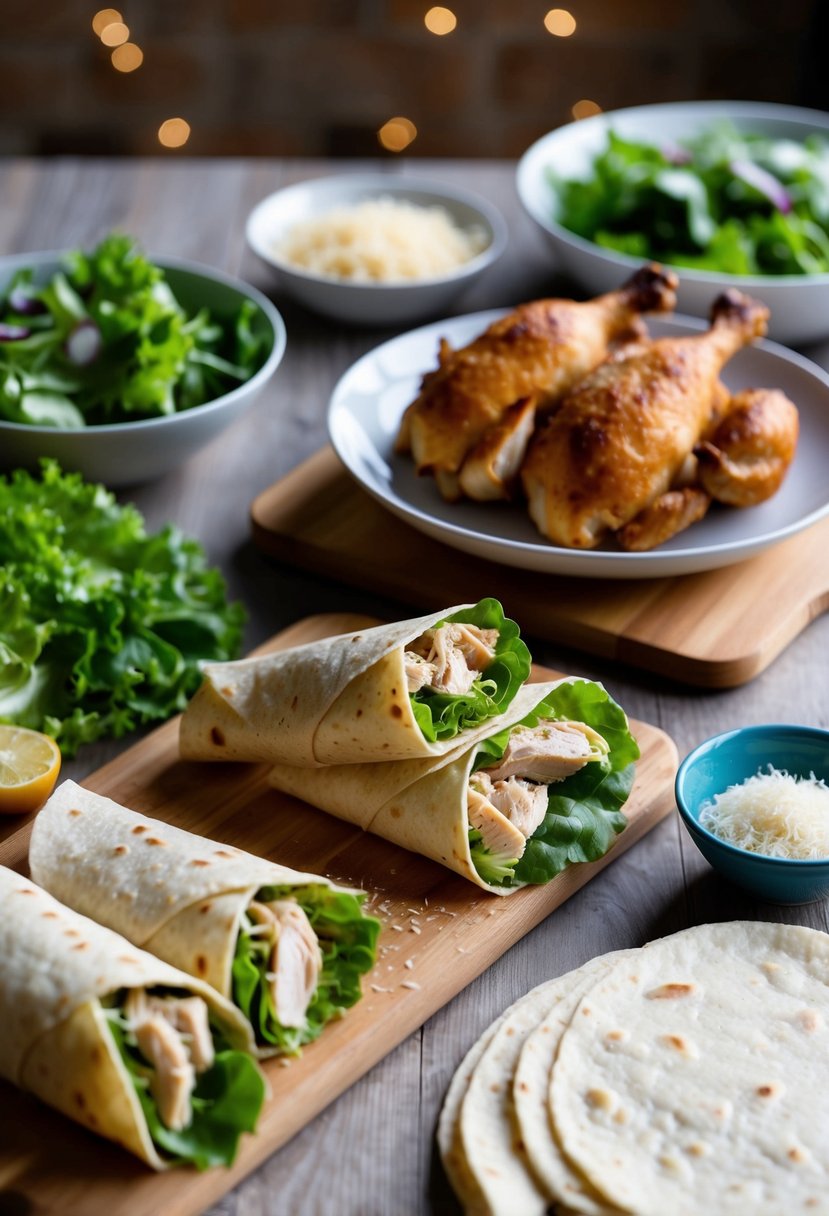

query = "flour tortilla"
[[550, 921, 829, 1216], [0, 866, 254, 1169], [268, 680, 571, 893], [513, 955, 632, 1216], [180, 604, 515, 766], [29, 780, 349, 1056]]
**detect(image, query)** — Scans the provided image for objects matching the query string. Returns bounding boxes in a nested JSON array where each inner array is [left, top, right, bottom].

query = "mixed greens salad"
[[0, 461, 244, 755], [232, 885, 380, 1056], [0, 233, 270, 427], [410, 598, 531, 743], [550, 122, 829, 275], [469, 679, 640, 887], [106, 994, 265, 1170]]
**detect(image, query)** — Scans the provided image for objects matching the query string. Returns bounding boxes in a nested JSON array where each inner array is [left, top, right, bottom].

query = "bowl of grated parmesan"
[[245, 173, 507, 326], [676, 724, 829, 904]]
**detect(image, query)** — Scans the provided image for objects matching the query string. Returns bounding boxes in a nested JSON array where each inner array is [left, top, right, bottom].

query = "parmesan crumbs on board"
[[699, 766, 829, 859]]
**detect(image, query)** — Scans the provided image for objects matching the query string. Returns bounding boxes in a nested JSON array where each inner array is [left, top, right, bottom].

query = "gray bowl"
[[0, 252, 286, 487], [516, 100, 829, 345], [245, 173, 507, 327]]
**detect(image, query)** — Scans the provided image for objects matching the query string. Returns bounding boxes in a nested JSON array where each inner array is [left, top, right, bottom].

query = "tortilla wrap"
[[0, 866, 255, 1169], [179, 603, 525, 766], [29, 780, 356, 1057], [550, 922, 829, 1216]]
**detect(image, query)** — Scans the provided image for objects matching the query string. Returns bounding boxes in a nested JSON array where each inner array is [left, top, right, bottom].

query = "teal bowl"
[[675, 724, 829, 905]]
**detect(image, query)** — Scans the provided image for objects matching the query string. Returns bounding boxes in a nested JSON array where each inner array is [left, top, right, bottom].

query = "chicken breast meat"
[[396, 264, 678, 502], [522, 289, 772, 550]]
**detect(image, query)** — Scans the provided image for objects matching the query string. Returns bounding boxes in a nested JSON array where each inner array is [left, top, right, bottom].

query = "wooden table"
[[3, 158, 829, 1216]]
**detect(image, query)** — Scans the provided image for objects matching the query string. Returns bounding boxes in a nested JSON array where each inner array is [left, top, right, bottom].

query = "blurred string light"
[[158, 118, 191, 148], [111, 42, 143, 72], [544, 8, 576, 36], [572, 99, 602, 120], [91, 8, 121, 34], [100, 20, 129, 46], [424, 6, 457, 35], [378, 116, 417, 152]]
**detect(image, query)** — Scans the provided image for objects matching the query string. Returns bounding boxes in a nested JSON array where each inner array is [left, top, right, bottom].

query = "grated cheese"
[[698, 766, 829, 859], [276, 197, 487, 283]]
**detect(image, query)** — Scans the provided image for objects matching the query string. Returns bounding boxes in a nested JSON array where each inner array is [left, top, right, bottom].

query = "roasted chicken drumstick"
[[396, 264, 678, 501], [522, 289, 770, 549]]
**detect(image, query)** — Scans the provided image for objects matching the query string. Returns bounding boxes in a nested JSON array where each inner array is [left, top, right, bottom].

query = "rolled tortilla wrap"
[[30, 781, 379, 1058], [0, 866, 263, 1170], [179, 599, 530, 766], [268, 678, 640, 894]]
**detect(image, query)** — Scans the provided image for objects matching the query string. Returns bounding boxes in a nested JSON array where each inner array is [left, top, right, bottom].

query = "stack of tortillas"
[[438, 921, 829, 1215]]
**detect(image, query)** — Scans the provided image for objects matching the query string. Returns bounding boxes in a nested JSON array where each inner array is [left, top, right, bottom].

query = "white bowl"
[[245, 173, 508, 327], [517, 101, 829, 346], [0, 252, 286, 487]]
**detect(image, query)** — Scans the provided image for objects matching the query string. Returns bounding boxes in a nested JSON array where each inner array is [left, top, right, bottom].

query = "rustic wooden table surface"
[[3, 158, 829, 1216]]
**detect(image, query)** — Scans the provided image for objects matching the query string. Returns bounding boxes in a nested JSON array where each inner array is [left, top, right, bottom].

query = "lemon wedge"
[[0, 725, 62, 815]]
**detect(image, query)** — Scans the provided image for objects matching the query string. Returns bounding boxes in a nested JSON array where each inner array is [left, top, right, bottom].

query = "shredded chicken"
[[405, 623, 498, 695], [125, 988, 215, 1132], [484, 721, 606, 783], [467, 719, 609, 860], [248, 898, 323, 1029]]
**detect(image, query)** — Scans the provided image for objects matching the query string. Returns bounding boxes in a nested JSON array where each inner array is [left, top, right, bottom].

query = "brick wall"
[[0, 0, 822, 158]]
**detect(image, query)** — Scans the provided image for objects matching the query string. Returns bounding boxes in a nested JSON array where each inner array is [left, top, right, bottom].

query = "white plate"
[[327, 310, 829, 579]]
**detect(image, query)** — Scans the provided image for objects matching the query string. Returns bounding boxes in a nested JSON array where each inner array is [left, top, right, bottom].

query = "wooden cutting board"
[[251, 447, 829, 689], [0, 614, 677, 1216]]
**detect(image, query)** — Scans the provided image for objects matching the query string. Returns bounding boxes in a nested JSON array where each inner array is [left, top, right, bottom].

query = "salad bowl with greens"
[[517, 101, 829, 344], [0, 235, 286, 485]]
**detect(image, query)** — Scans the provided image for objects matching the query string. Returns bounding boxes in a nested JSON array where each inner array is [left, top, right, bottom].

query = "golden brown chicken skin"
[[695, 388, 799, 507], [396, 264, 678, 501], [521, 290, 770, 549]]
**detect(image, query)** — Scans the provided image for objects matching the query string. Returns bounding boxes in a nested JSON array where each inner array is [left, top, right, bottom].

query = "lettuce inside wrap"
[[105, 990, 265, 1170], [468, 680, 640, 888], [231, 885, 380, 1056], [409, 598, 531, 744]]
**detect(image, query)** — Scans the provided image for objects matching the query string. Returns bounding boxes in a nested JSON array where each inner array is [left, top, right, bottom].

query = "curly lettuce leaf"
[[105, 1003, 265, 1170], [410, 598, 531, 743], [0, 233, 271, 427], [232, 885, 380, 1056], [0, 461, 244, 756], [469, 679, 639, 888]]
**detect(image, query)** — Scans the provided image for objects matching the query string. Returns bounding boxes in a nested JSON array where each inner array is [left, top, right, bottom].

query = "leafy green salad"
[[0, 461, 244, 755], [232, 885, 380, 1056], [550, 122, 829, 275], [410, 598, 531, 743], [0, 233, 270, 427], [469, 679, 640, 887]]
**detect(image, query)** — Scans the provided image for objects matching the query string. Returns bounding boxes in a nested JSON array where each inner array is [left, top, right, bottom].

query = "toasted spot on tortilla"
[[146, 837, 167, 846], [390, 704, 403, 718], [585, 1088, 614, 1111], [788, 1146, 808, 1163], [356, 709, 363, 717], [686, 1141, 709, 1157], [131, 824, 148, 835], [71, 941, 90, 951], [74, 1091, 86, 1109], [214, 850, 235, 859], [390, 807, 401, 819], [196, 955, 208, 975], [90, 1047, 102, 1064], [191, 859, 211, 867], [646, 982, 695, 999], [64, 929, 80, 938], [200, 902, 212, 914], [113, 845, 128, 856], [41, 910, 59, 919], [291, 696, 298, 711], [795, 1009, 821, 1033], [220, 686, 234, 697], [118, 956, 139, 965], [15, 888, 36, 895], [69, 809, 83, 818], [757, 1083, 782, 1098], [210, 727, 225, 746]]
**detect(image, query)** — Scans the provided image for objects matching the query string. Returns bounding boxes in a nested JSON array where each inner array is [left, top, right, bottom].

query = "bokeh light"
[[425, 7, 457, 35], [378, 116, 418, 152], [100, 20, 129, 46], [111, 42, 143, 72], [572, 98, 602, 120], [92, 8, 121, 35], [544, 8, 576, 36], [158, 118, 191, 148]]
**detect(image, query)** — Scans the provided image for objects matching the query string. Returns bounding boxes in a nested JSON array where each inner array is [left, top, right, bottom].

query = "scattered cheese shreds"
[[699, 765, 829, 860]]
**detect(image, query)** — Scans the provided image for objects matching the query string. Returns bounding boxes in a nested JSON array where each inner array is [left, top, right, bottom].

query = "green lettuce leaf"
[[105, 1000, 265, 1170], [409, 598, 531, 743], [0, 460, 244, 756], [468, 679, 639, 888], [231, 885, 380, 1055]]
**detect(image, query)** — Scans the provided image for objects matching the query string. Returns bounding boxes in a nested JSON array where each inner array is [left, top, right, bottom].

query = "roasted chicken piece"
[[617, 487, 712, 552], [404, 621, 498, 695], [248, 898, 322, 1029], [125, 988, 215, 1132], [695, 388, 799, 507], [522, 290, 770, 549], [396, 264, 678, 501]]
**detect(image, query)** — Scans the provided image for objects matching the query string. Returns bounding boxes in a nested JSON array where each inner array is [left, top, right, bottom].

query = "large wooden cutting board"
[[251, 447, 829, 688], [0, 614, 677, 1216]]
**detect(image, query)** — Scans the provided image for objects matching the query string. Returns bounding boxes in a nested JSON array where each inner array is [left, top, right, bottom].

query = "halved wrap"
[[179, 598, 531, 766], [29, 781, 380, 1058], [0, 866, 265, 1171], [267, 678, 640, 894]]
